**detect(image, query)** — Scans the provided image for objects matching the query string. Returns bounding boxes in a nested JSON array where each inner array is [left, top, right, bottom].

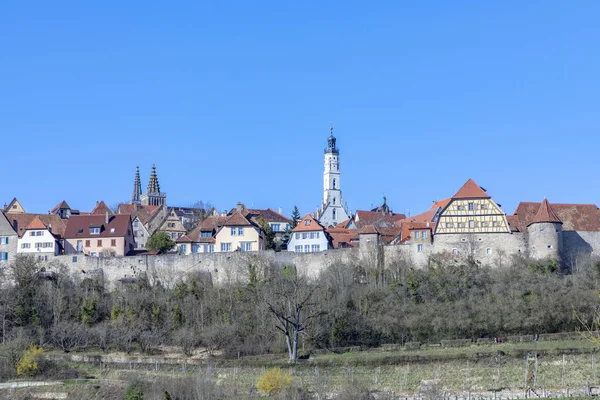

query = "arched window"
[[333, 198, 336, 205], [333, 179, 336, 189], [332, 209, 336, 220]]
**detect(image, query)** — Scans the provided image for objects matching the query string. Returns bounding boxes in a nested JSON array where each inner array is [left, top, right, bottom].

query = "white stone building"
[[288, 215, 330, 252], [316, 128, 349, 227]]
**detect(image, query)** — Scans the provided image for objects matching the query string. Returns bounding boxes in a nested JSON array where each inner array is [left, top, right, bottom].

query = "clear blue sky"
[[2, 1, 599, 218]]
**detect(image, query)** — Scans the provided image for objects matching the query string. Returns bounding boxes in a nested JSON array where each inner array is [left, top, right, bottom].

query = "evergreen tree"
[[290, 206, 301, 229]]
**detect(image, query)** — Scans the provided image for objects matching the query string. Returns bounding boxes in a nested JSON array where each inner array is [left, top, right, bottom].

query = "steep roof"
[[4, 198, 25, 213], [50, 200, 70, 213], [354, 210, 406, 229], [25, 216, 47, 230], [64, 215, 132, 238], [513, 202, 599, 231], [515, 202, 598, 231], [198, 215, 229, 231], [5, 213, 67, 238], [452, 179, 491, 199], [396, 221, 433, 243], [292, 215, 326, 232], [118, 203, 162, 225], [245, 208, 292, 223], [359, 225, 379, 235], [91, 201, 113, 215], [528, 199, 562, 226], [223, 212, 253, 227]]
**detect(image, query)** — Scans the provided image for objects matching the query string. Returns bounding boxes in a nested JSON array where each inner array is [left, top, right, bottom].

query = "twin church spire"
[[131, 165, 166, 207]]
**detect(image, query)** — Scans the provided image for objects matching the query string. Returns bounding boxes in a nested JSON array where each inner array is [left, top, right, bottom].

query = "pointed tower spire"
[[147, 164, 160, 194], [131, 166, 142, 204], [528, 198, 562, 226]]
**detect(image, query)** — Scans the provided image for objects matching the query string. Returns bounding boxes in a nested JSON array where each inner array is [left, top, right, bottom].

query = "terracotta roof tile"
[[354, 210, 405, 229], [326, 227, 359, 248], [223, 212, 253, 227], [292, 215, 326, 232], [64, 215, 132, 238], [118, 203, 162, 225], [25, 216, 47, 230], [513, 202, 599, 231], [529, 198, 562, 226], [245, 208, 291, 223], [452, 179, 491, 199], [91, 201, 113, 215], [6, 213, 67, 238]]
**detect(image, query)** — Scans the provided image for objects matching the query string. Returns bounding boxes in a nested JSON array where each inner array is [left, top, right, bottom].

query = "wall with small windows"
[[288, 229, 329, 253], [17, 228, 59, 256], [214, 225, 263, 253], [431, 232, 527, 265]]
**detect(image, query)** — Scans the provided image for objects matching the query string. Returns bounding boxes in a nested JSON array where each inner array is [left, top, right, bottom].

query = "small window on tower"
[[333, 198, 336, 205], [333, 179, 336, 189]]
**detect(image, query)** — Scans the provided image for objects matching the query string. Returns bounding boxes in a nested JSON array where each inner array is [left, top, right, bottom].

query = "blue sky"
[[1, 1, 599, 218]]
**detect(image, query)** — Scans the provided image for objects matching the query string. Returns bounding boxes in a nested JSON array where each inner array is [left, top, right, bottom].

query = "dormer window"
[[78, 228, 83, 234], [110, 228, 115, 233], [90, 227, 100, 235], [304, 220, 310, 226]]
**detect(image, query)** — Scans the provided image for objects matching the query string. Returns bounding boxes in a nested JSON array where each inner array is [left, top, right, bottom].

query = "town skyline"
[[2, 2, 600, 216]]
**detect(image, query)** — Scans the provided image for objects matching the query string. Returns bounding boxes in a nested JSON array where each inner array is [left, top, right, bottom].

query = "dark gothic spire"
[[131, 166, 142, 204], [147, 164, 161, 194], [325, 125, 339, 154]]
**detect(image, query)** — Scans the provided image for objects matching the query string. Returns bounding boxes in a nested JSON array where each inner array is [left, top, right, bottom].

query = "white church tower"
[[317, 127, 349, 227]]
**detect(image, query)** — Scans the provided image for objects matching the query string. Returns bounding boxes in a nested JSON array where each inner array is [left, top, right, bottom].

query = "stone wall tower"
[[317, 127, 349, 227], [527, 198, 563, 261]]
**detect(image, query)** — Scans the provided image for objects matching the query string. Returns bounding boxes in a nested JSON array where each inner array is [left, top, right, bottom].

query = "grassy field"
[[7, 340, 600, 398]]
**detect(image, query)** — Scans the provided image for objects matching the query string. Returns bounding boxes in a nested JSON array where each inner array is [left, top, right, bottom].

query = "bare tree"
[[261, 265, 324, 362]]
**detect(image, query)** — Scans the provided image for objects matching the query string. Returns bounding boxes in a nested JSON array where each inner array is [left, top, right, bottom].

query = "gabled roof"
[[245, 208, 292, 223], [198, 215, 229, 231], [50, 200, 71, 213], [292, 215, 326, 232], [118, 203, 162, 225], [91, 201, 113, 215], [6, 214, 67, 238], [452, 179, 491, 199], [222, 212, 253, 227], [354, 210, 406, 229], [4, 198, 25, 213], [513, 202, 600, 232], [64, 215, 132, 238], [528, 198, 562, 226], [25, 216, 47, 231], [396, 221, 432, 243]]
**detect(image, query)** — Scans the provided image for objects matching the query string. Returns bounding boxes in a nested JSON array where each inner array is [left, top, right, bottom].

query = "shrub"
[[256, 368, 293, 395], [124, 384, 144, 400], [16, 344, 43, 377]]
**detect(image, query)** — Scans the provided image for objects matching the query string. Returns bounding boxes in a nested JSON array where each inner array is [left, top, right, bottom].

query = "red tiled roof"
[[245, 208, 291, 223], [326, 227, 358, 248], [354, 210, 406, 229], [223, 212, 252, 227], [64, 215, 132, 238], [6, 213, 67, 238], [452, 179, 491, 199], [397, 221, 432, 243], [359, 225, 378, 234], [529, 199, 562, 226], [25, 216, 47, 230], [118, 204, 162, 225], [513, 202, 600, 231], [91, 201, 113, 215], [292, 215, 326, 232], [198, 216, 228, 231], [506, 215, 520, 232]]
